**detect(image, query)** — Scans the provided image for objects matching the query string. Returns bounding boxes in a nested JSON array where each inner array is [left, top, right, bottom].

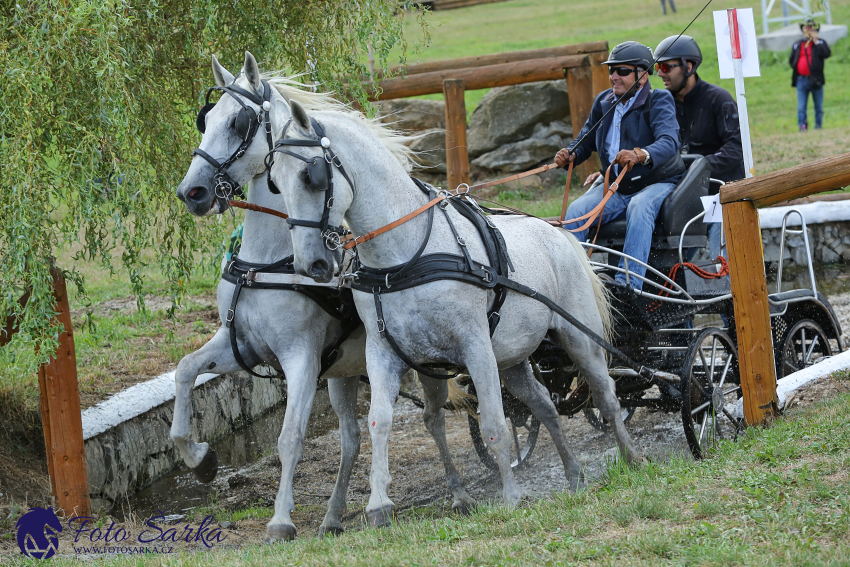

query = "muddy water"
[[117, 263, 850, 523]]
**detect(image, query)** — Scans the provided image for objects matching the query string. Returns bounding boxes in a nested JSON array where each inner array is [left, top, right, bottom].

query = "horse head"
[[177, 51, 285, 217], [268, 100, 352, 282]]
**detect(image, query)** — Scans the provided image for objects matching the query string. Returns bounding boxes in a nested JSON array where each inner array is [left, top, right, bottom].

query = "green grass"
[[25, 382, 850, 566], [400, 0, 850, 140]]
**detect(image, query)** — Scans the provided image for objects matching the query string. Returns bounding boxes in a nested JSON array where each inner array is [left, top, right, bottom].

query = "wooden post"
[[722, 200, 778, 425], [565, 66, 600, 183], [443, 79, 470, 191], [589, 50, 610, 96], [38, 265, 91, 517]]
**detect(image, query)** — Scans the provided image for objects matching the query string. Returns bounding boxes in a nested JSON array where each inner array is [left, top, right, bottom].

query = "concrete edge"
[[81, 371, 218, 440], [759, 201, 850, 230]]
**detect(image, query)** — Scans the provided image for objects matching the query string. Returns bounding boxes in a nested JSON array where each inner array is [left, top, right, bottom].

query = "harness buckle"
[[385, 273, 392, 289], [376, 319, 386, 333], [457, 236, 466, 247], [482, 270, 492, 284], [327, 196, 334, 209], [456, 183, 470, 194], [246, 269, 256, 286], [226, 308, 235, 324], [331, 155, 343, 168]]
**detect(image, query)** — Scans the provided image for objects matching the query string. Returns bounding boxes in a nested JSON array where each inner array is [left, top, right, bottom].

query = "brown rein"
[[230, 159, 630, 251]]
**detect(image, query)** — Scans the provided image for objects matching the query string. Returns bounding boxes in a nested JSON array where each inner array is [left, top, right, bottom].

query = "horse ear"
[[212, 55, 234, 87], [271, 98, 290, 140], [243, 51, 261, 92], [290, 100, 312, 134]]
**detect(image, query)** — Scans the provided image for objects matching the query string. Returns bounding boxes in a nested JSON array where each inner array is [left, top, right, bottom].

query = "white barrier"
[[733, 348, 850, 419]]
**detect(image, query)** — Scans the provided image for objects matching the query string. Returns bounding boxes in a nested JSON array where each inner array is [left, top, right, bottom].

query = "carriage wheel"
[[777, 319, 832, 380], [466, 364, 542, 472], [583, 405, 637, 432], [681, 328, 742, 459]]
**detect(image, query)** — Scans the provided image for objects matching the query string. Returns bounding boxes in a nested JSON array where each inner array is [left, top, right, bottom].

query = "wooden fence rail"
[[720, 152, 850, 426]]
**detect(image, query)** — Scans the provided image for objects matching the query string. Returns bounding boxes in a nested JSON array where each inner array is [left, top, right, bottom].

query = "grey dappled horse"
[[172, 53, 477, 542], [268, 97, 647, 521]]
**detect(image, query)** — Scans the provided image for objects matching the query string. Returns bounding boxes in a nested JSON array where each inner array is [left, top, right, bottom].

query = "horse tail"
[[559, 230, 614, 345], [446, 377, 477, 415]]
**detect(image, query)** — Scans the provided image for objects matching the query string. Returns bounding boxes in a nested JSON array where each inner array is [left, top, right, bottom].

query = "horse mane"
[[262, 72, 418, 173]]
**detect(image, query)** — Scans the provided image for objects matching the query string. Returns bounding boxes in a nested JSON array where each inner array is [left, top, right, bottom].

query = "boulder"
[[408, 128, 447, 173], [373, 99, 446, 131], [467, 80, 570, 157], [472, 134, 564, 173]]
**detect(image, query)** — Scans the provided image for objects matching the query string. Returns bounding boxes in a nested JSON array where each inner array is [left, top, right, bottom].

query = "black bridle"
[[192, 79, 276, 210], [265, 117, 355, 250]]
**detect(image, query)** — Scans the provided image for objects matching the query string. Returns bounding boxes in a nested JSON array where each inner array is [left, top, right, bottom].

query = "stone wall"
[[83, 371, 286, 512], [762, 222, 850, 268]]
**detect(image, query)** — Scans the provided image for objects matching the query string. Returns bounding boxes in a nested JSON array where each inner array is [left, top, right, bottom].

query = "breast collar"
[[264, 117, 356, 250], [191, 80, 275, 211]]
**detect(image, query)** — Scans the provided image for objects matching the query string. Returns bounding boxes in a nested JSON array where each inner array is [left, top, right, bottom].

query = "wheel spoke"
[[709, 337, 718, 385], [800, 328, 807, 364], [716, 352, 734, 389], [804, 335, 820, 365], [691, 399, 711, 416], [699, 411, 709, 446]]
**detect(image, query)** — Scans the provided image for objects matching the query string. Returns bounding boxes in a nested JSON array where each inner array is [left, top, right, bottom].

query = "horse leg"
[[170, 328, 240, 482], [462, 339, 523, 505], [318, 375, 361, 537], [363, 341, 407, 527], [500, 360, 584, 491], [555, 325, 646, 465], [419, 376, 476, 514], [265, 354, 319, 543]]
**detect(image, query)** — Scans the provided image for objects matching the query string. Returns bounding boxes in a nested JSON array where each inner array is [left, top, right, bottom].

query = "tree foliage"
[[0, 0, 427, 356]]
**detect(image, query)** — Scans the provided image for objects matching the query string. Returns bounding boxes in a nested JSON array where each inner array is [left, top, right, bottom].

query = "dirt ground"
[[2, 373, 847, 559]]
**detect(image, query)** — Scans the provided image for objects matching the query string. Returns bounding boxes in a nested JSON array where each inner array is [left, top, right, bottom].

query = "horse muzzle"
[[177, 182, 220, 217]]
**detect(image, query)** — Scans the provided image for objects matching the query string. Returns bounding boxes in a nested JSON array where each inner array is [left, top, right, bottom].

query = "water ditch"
[[113, 263, 850, 522]]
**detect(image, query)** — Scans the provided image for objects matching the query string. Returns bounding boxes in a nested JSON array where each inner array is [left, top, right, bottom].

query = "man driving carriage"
[[555, 41, 683, 290]]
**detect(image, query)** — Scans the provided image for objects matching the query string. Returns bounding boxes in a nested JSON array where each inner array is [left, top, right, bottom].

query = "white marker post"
[[728, 9, 755, 179], [714, 8, 760, 179]]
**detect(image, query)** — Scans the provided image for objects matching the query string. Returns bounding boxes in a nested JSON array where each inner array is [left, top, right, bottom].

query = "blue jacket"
[[568, 84, 682, 194]]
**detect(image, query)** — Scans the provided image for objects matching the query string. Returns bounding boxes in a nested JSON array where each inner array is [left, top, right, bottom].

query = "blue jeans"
[[797, 75, 824, 129], [708, 222, 726, 259], [563, 177, 676, 290]]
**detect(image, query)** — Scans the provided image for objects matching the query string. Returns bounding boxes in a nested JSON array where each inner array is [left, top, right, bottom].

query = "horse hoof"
[[264, 523, 297, 543], [452, 501, 474, 516], [318, 525, 344, 538], [367, 505, 395, 528], [190, 449, 218, 483]]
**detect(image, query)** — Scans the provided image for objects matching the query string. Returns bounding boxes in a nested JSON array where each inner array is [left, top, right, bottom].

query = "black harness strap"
[[222, 254, 361, 378]]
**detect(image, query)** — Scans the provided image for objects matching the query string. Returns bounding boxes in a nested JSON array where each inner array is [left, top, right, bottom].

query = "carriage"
[[464, 154, 843, 465]]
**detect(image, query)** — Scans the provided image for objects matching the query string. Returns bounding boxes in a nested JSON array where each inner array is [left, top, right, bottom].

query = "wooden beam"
[[370, 55, 590, 101], [565, 65, 599, 183], [722, 200, 778, 426], [379, 41, 608, 79], [589, 50, 610, 96], [443, 79, 470, 191], [39, 265, 91, 517], [720, 152, 850, 207]]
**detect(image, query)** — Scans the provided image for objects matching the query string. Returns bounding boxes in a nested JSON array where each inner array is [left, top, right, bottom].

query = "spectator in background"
[[790, 17, 831, 132], [660, 0, 676, 15]]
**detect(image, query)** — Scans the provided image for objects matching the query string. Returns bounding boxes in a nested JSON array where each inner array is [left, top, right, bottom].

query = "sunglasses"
[[608, 66, 635, 77], [655, 62, 683, 73]]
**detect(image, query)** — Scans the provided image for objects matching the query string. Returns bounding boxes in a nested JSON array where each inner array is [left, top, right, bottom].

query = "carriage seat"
[[587, 154, 710, 251]]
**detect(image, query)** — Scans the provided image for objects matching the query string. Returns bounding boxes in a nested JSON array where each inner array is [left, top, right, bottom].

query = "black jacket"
[[675, 76, 745, 184], [789, 38, 831, 87]]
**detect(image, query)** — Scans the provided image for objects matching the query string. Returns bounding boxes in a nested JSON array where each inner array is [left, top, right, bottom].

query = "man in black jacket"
[[789, 17, 831, 131], [655, 35, 744, 258]]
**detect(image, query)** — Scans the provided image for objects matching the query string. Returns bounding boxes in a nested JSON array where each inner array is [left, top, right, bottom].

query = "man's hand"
[[555, 148, 575, 168], [583, 171, 601, 187], [613, 149, 640, 170]]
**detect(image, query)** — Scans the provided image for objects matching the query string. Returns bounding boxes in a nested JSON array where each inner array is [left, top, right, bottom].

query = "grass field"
[[10, 377, 847, 566]]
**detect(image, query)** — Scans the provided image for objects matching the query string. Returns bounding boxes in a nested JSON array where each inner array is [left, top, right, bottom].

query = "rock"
[[531, 120, 572, 140], [408, 128, 447, 173], [467, 80, 570, 157], [220, 521, 236, 530], [373, 99, 445, 132], [472, 134, 564, 173], [822, 246, 840, 264]]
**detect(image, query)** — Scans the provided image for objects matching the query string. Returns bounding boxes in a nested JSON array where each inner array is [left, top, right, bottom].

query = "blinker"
[[196, 103, 216, 134], [196, 103, 257, 140], [302, 158, 329, 192]]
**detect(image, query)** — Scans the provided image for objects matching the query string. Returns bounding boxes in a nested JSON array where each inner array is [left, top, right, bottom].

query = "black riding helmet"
[[655, 35, 702, 78], [602, 41, 655, 79]]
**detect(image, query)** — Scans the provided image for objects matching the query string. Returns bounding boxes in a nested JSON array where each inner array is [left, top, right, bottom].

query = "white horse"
[[172, 53, 477, 541], [268, 97, 647, 520]]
